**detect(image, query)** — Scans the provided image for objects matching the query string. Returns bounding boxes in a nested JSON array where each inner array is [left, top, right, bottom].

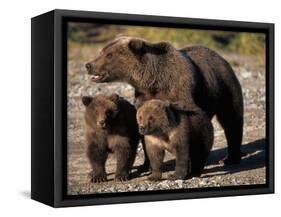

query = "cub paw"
[[168, 173, 186, 180], [147, 173, 162, 181], [168, 174, 177, 180], [88, 171, 107, 183]]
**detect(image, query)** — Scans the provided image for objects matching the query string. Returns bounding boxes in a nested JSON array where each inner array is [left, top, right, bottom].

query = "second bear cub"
[[136, 99, 214, 180], [82, 94, 139, 182]]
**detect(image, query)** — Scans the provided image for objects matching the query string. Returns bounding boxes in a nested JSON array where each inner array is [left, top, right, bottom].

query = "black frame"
[[31, 9, 274, 207]]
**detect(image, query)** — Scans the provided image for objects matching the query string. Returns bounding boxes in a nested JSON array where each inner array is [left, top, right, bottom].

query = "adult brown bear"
[[85, 36, 243, 165]]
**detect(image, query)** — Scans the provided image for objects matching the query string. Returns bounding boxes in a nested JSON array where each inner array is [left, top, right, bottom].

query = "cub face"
[[136, 99, 176, 135], [82, 94, 120, 129]]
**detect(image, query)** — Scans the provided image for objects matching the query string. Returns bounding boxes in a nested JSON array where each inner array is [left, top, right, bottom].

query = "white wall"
[[0, 0, 279, 215]]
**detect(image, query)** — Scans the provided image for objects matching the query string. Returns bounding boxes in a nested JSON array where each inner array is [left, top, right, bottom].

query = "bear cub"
[[136, 99, 214, 181], [82, 94, 139, 182]]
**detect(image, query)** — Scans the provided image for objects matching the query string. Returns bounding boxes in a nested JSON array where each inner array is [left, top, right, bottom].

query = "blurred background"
[[68, 23, 265, 62], [67, 22, 266, 195]]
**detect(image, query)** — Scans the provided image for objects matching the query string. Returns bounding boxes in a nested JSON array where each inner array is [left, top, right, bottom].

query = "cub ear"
[[164, 101, 176, 124], [165, 106, 177, 125], [82, 96, 93, 107], [109, 93, 120, 103], [169, 102, 181, 110], [128, 39, 145, 54]]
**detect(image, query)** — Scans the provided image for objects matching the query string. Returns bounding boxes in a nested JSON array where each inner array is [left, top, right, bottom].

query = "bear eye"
[[106, 53, 113, 59], [148, 116, 153, 121]]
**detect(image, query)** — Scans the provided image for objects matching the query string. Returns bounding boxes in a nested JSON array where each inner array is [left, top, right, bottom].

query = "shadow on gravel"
[[161, 138, 266, 177]]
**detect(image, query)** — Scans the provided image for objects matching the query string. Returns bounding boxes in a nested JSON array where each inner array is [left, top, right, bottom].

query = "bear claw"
[[88, 172, 107, 183], [92, 177, 107, 183]]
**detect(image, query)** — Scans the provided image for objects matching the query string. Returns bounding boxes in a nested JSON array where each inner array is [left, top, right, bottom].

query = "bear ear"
[[163, 100, 171, 107], [109, 93, 120, 103], [129, 38, 169, 55], [146, 42, 170, 54], [82, 96, 93, 107], [169, 102, 180, 110], [128, 39, 145, 54], [165, 106, 177, 125]]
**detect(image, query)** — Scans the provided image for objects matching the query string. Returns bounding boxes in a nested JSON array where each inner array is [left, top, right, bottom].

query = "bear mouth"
[[91, 74, 104, 82]]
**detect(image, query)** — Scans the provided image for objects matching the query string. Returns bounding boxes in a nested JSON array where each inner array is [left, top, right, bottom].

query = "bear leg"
[[217, 105, 243, 165], [114, 143, 132, 181], [136, 136, 150, 174], [169, 146, 190, 180], [146, 144, 165, 181], [87, 143, 108, 183]]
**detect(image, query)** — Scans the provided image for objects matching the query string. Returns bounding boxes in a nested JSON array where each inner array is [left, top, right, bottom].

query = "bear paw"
[[147, 173, 162, 181], [168, 173, 186, 180], [88, 172, 107, 183]]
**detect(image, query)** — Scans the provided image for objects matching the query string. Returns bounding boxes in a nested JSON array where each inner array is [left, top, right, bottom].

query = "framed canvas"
[[31, 9, 274, 207]]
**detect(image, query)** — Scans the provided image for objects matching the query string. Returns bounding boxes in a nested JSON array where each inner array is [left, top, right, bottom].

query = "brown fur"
[[86, 37, 243, 165], [137, 99, 214, 180], [82, 94, 139, 182]]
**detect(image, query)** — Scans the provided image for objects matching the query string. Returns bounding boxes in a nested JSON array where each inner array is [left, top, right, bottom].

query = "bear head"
[[82, 94, 120, 130], [136, 99, 178, 135], [85, 36, 172, 84]]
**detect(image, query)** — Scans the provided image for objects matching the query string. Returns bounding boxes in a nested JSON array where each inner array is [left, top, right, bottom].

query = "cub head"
[[136, 99, 177, 135], [85, 36, 171, 83], [82, 94, 120, 129]]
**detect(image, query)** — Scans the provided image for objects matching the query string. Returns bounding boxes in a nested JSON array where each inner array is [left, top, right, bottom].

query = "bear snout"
[[139, 126, 146, 134], [99, 120, 107, 129], [85, 63, 93, 74]]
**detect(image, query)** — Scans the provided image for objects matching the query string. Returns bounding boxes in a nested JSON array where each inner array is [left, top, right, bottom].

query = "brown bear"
[[82, 94, 139, 182], [85, 36, 243, 165], [136, 99, 214, 181]]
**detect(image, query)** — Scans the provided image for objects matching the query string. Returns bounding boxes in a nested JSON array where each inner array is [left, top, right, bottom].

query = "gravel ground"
[[67, 45, 266, 195]]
